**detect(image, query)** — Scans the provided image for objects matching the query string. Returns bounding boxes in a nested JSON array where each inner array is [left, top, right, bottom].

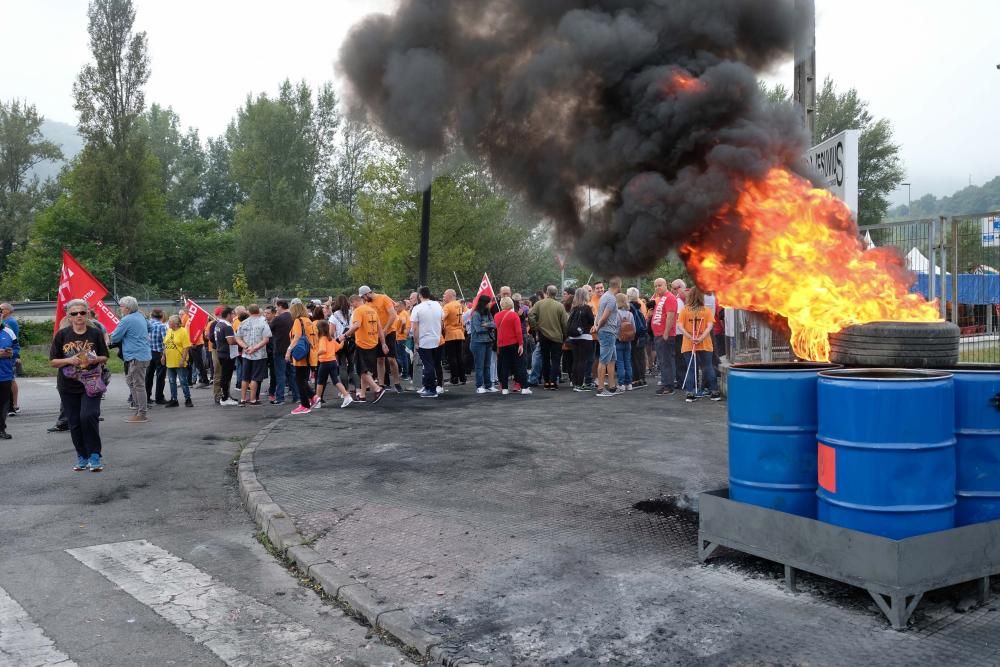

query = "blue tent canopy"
[[912, 274, 1000, 305]]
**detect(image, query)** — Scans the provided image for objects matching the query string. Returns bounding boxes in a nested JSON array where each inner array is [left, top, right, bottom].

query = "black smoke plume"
[[340, 0, 811, 275]]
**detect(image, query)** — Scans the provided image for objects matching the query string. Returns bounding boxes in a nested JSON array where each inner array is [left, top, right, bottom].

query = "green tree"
[[137, 104, 206, 219], [71, 0, 153, 277], [0, 99, 63, 275], [199, 135, 242, 225]]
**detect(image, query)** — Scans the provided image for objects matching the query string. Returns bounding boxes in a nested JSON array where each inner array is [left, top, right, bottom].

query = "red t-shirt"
[[495, 310, 524, 348], [649, 293, 678, 337]]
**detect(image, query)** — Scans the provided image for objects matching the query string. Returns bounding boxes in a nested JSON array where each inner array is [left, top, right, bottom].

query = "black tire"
[[828, 321, 959, 368]]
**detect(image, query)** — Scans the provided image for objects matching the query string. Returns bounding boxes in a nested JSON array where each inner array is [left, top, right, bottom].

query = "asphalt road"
[[0, 377, 411, 667]]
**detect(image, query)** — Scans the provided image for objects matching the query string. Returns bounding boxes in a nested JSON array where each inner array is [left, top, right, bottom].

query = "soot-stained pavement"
[[253, 385, 1000, 666]]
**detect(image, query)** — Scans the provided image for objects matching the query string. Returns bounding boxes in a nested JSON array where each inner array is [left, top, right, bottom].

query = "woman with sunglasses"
[[49, 298, 109, 472]]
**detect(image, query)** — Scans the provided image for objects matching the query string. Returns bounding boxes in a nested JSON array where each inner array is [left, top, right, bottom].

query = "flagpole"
[[453, 271, 466, 301]]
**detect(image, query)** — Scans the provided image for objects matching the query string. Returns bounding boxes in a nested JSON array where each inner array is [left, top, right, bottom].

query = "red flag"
[[470, 272, 496, 309], [54, 249, 119, 333], [184, 299, 211, 342]]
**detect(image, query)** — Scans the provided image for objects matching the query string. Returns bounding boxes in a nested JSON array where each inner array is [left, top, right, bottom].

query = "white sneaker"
[[220, 398, 239, 406], [520, 388, 533, 395], [340, 395, 353, 408], [487, 386, 498, 393], [436, 386, 445, 394], [501, 389, 509, 395], [476, 387, 488, 394], [626, 384, 633, 391]]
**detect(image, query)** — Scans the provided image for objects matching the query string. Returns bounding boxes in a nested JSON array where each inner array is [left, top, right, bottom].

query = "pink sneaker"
[[290, 405, 311, 415], [310, 395, 321, 408]]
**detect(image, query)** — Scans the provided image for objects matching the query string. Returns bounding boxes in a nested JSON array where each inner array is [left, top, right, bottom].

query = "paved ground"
[[253, 380, 1000, 666], [0, 378, 410, 666]]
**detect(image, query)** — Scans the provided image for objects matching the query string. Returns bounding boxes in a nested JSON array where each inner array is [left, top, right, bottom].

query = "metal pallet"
[[698, 489, 1000, 629]]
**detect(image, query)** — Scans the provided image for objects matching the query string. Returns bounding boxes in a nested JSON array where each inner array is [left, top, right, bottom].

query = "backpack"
[[617, 312, 636, 343], [629, 302, 647, 338], [290, 318, 311, 361]]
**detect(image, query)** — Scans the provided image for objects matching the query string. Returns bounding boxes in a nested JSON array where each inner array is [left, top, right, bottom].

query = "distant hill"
[[30, 120, 83, 182], [890, 177, 1000, 219]]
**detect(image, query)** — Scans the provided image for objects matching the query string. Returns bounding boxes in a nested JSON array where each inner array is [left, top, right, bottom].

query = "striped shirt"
[[148, 319, 167, 353]]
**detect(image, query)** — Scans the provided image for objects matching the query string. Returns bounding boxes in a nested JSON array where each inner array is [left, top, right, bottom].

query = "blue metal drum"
[[728, 362, 839, 518], [817, 369, 956, 540], [946, 365, 1000, 525]]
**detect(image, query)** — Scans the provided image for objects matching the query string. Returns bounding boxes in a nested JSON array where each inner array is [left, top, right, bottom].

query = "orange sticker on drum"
[[818, 443, 836, 493]]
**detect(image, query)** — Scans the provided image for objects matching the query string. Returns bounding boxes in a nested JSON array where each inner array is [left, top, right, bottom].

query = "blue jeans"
[[528, 341, 542, 384], [418, 347, 440, 392], [682, 350, 718, 393], [167, 367, 190, 401], [471, 341, 492, 388], [273, 354, 298, 402], [615, 341, 632, 385], [654, 336, 676, 388], [597, 330, 617, 364], [396, 340, 411, 379]]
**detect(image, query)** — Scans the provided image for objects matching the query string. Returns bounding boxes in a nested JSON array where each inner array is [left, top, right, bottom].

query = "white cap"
[[358, 286, 372, 297]]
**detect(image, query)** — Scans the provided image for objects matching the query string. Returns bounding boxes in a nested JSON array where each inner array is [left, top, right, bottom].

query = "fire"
[[661, 70, 705, 95], [682, 167, 939, 361]]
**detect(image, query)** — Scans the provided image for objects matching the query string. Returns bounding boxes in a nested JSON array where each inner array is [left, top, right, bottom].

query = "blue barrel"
[[817, 369, 956, 539], [945, 364, 1000, 525], [728, 362, 840, 518]]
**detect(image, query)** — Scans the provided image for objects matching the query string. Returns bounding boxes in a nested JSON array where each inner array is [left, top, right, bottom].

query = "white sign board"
[[807, 129, 860, 217], [983, 215, 1000, 247]]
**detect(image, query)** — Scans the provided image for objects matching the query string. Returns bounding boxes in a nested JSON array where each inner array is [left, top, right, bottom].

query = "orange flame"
[[682, 167, 939, 361], [661, 71, 705, 95]]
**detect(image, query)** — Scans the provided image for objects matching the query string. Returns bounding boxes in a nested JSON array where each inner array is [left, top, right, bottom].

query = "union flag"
[[470, 272, 496, 309], [54, 249, 120, 333]]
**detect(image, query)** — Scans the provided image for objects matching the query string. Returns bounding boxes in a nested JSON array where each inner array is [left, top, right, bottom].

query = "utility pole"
[[793, 0, 817, 144], [418, 157, 432, 288]]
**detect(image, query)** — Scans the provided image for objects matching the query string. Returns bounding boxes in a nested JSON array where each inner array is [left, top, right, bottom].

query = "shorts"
[[355, 346, 379, 375], [316, 360, 340, 386], [378, 332, 397, 358], [244, 358, 268, 383], [597, 330, 617, 364]]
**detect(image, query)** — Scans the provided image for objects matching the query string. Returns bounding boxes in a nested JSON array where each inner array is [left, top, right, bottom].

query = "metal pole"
[[418, 161, 432, 287], [952, 217, 960, 325], [939, 217, 948, 320], [793, 0, 817, 143], [928, 219, 936, 304]]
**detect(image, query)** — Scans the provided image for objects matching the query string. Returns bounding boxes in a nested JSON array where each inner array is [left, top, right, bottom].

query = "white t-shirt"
[[409, 300, 444, 349]]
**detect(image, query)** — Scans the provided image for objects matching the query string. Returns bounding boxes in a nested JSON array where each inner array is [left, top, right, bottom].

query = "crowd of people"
[[0, 276, 726, 470]]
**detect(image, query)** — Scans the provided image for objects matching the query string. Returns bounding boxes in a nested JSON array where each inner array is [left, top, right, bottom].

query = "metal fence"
[[726, 212, 1000, 364]]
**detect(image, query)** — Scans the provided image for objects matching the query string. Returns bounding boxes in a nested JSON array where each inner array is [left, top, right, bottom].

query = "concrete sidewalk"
[[246, 384, 1000, 666]]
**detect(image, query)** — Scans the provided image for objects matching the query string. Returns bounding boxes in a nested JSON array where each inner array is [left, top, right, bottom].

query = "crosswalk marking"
[[0, 585, 77, 667], [67, 540, 351, 666]]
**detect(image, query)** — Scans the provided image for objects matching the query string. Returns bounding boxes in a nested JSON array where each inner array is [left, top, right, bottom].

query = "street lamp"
[[901, 182, 911, 214]]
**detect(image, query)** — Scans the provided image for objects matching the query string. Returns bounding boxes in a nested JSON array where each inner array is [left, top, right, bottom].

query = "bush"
[[14, 318, 55, 346]]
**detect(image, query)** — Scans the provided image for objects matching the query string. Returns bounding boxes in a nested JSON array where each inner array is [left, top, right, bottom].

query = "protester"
[[287, 301, 321, 414], [234, 304, 271, 406], [163, 315, 193, 408], [1, 303, 20, 416], [181, 308, 209, 388], [649, 278, 678, 396], [677, 287, 722, 402], [614, 292, 636, 390], [340, 295, 386, 404], [671, 279, 687, 389], [441, 289, 467, 385], [214, 307, 239, 406], [0, 317, 14, 439], [566, 288, 595, 392], [593, 277, 621, 396], [393, 301, 411, 381], [50, 299, 109, 470], [109, 296, 152, 423], [527, 285, 568, 390], [206, 306, 223, 403], [330, 295, 358, 393], [469, 294, 497, 394], [407, 286, 444, 399], [495, 297, 531, 396], [314, 320, 353, 408], [627, 288, 648, 388], [359, 286, 404, 394], [269, 299, 296, 405]]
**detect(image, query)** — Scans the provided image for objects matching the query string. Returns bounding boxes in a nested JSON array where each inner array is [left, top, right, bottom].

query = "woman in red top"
[[495, 297, 532, 396]]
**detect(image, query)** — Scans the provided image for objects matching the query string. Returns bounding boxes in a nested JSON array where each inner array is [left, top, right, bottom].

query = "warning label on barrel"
[[818, 443, 836, 493]]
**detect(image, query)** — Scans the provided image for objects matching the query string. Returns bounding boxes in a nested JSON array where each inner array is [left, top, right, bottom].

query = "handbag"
[[291, 318, 311, 361]]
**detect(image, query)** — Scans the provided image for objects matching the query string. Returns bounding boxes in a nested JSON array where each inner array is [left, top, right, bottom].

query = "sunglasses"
[[69, 311, 88, 317]]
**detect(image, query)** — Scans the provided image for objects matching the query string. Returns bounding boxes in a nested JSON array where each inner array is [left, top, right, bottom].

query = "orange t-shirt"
[[394, 309, 410, 338], [677, 306, 715, 354], [316, 336, 341, 363], [368, 293, 396, 329], [351, 304, 381, 350], [290, 317, 318, 367], [442, 300, 465, 341]]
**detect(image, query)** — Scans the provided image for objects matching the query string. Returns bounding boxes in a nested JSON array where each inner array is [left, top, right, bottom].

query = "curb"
[[238, 416, 458, 664]]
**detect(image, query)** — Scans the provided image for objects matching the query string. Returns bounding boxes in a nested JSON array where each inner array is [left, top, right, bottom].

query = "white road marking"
[[67, 540, 351, 666], [0, 585, 77, 667]]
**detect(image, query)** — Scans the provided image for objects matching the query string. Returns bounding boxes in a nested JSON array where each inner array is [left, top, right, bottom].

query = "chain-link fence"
[[725, 212, 1000, 365]]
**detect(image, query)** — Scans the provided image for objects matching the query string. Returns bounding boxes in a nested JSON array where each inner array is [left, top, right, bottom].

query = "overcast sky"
[[1, 0, 997, 206]]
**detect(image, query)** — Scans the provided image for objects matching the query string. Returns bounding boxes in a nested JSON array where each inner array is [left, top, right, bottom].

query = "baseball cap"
[[290, 298, 303, 305], [214, 306, 223, 316], [358, 286, 372, 297]]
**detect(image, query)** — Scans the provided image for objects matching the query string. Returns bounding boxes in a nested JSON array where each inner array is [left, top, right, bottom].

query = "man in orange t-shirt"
[[342, 293, 388, 403], [441, 289, 467, 384], [359, 285, 404, 393]]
